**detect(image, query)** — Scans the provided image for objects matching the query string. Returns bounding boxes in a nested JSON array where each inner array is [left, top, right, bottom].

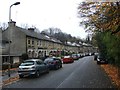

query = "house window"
[[44, 41, 46, 47], [28, 40, 30, 44], [39, 41, 41, 46], [37, 40, 39, 45], [32, 40, 34, 45], [3, 57, 8, 63]]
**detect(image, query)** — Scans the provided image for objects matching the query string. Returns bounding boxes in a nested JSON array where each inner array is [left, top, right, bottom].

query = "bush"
[[2, 64, 8, 70], [95, 31, 120, 66], [21, 53, 28, 60], [11, 63, 20, 68]]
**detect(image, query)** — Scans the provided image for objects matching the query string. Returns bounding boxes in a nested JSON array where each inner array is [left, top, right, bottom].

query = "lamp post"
[[8, 2, 20, 77], [9, 2, 20, 22]]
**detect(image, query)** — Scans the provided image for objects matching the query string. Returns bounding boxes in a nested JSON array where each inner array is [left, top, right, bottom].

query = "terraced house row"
[[0, 21, 95, 65]]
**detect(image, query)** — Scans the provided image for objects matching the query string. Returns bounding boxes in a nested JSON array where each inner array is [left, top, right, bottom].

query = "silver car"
[[18, 59, 49, 78]]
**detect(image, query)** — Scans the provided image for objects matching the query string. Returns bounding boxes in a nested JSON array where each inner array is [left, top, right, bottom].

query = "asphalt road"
[[3, 56, 115, 88]]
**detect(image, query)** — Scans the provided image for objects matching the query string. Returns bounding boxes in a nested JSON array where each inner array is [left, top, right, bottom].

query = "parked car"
[[44, 56, 62, 70], [94, 53, 99, 61], [71, 54, 79, 60], [97, 55, 108, 64], [80, 53, 85, 57], [62, 56, 74, 63], [77, 54, 81, 58], [18, 59, 49, 78]]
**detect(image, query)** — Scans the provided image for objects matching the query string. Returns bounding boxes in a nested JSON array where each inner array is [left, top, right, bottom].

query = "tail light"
[[70, 58, 73, 61], [53, 61, 56, 64], [50, 62, 53, 64], [49, 62, 52, 64]]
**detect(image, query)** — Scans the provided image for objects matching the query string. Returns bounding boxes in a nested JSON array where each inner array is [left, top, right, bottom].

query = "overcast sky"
[[0, 0, 88, 39]]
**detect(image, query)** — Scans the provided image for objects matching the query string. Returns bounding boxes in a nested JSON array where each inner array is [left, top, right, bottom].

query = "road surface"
[[2, 56, 115, 89]]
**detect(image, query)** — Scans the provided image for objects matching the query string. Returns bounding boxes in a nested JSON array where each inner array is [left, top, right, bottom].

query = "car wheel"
[[46, 68, 49, 73], [19, 75, 24, 78], [97, 61, 100, 65], [55, 65, 59, 70], [60, 65, 62, 68], [35, 71, 40, 77]]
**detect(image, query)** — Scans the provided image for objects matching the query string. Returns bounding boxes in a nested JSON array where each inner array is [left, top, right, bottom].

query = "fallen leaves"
[[101, 64, 120, 88], [2, 75, 19, 86]]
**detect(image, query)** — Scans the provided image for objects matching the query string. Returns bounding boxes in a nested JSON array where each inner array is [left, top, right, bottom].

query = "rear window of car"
[[72, 54, 75, 56], [44, 58, 54, 62], [64, 56, 70, 58], [20, 61, 34, 66], [36, 60, 44, 65]]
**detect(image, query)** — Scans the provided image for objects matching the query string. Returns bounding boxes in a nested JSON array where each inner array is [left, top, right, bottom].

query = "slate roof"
[[16, 26, 62, 44]]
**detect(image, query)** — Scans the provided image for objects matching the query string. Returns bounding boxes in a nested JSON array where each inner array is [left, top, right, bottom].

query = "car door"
[[36, 61, 45, 73], [39, 60, 47, 72]]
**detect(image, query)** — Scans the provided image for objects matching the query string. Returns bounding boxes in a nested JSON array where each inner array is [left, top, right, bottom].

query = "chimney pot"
[[28, 28, 35, 31], [8, 21, 16, 27]]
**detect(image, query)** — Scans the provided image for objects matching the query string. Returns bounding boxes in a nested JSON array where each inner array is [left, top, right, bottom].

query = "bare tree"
[[20, 24, 29, 29], [20, 24, 41, 33], [0, 22, 8, 31]]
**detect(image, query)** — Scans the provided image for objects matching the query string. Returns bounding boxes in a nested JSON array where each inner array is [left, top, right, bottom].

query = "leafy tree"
[[21, 53, 28, 62], [78, 2, 120, 34], [78, 1, 120, 67]]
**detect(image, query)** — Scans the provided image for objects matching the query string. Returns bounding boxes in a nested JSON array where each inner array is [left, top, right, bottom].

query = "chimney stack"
[[28, 28, 35, 32], [8, 21, 16, 27]]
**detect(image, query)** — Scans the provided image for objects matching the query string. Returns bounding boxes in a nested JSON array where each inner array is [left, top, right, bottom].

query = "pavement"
[[0, 68, 19, 87]]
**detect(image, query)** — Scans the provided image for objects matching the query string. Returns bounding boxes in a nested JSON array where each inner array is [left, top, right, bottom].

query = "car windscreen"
[[98, 55, 104, 59], [44, 58, 54, 62], [20, 61, 34, 66]]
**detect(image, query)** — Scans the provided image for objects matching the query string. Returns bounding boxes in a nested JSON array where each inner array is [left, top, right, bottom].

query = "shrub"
[[21, 53, 28, 60], [2, 64, 8, 70], [11, 63, 20, 68]]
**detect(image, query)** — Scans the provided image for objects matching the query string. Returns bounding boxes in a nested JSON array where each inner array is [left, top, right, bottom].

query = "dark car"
[[97, 55, 108, 64], [94, 53, 99, 61], [18, 59, 49, 78], [44, 57, 62, 70]]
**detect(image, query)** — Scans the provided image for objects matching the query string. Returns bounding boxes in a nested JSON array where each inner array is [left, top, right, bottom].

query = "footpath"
[[0, 68, 19, 87]]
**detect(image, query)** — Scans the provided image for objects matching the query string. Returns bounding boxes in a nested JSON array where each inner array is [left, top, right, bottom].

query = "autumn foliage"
[[101, 64, 120, 88], [78, 1, 120, 87]]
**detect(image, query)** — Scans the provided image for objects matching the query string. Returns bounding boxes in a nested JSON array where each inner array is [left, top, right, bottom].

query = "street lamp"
[[8, 2, 20, 77], [9, 2, 20, 22]]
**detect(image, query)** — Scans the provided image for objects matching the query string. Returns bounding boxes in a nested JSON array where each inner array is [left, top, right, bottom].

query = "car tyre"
[[63, 62, 66, 64], [19, 75, 24, 78], [35, 71, 40, 78], [97, 61, 100, 65], [55, 65, 59, 70], [60, 65, 62, 68], [46, 68, 49, 73]]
